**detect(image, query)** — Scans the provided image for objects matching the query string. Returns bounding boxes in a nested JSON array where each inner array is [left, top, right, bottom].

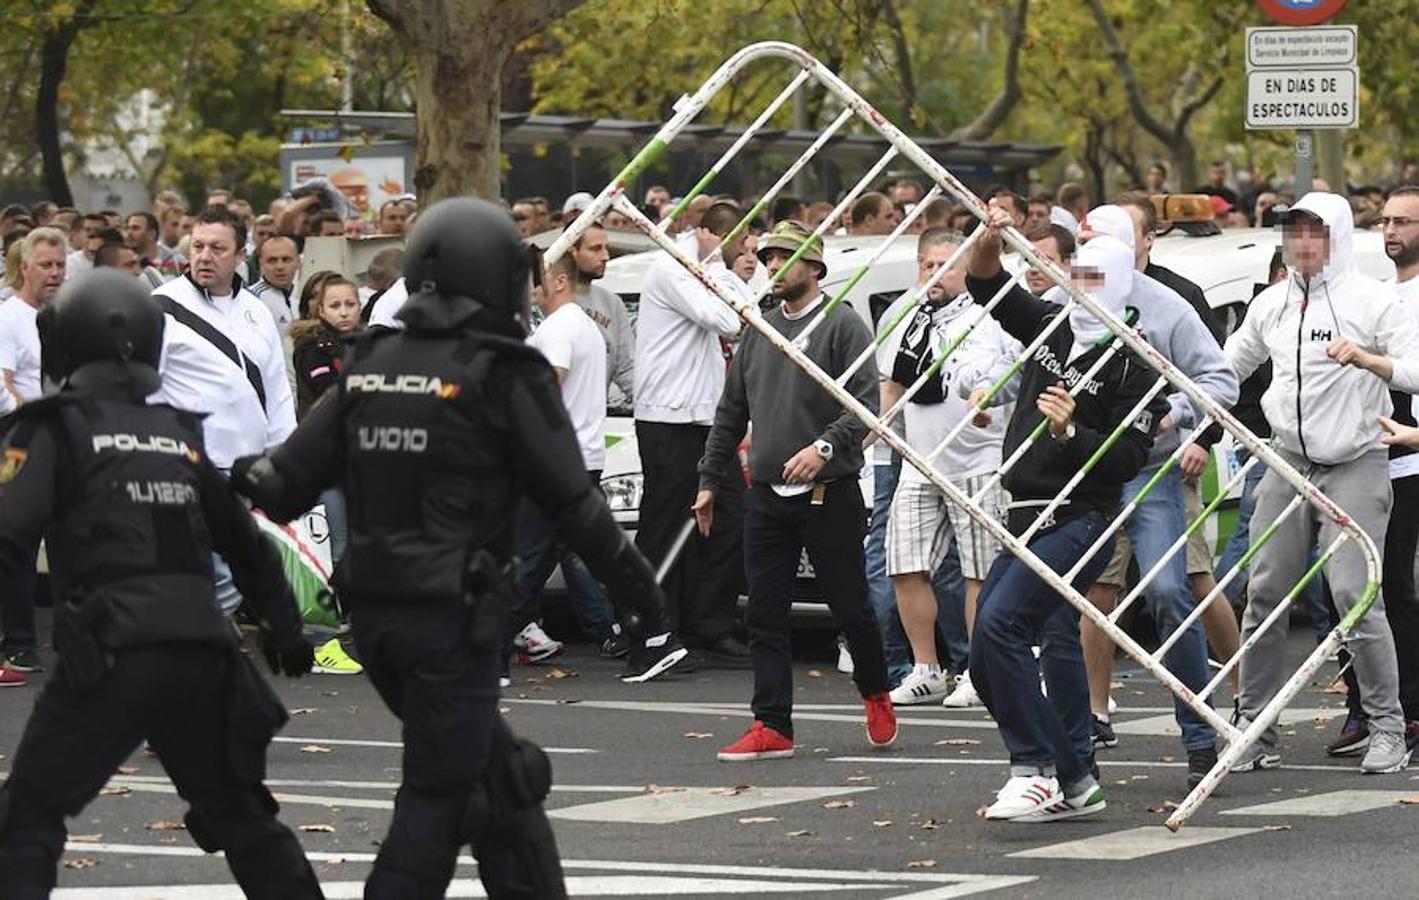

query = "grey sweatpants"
[[1238, 448, 1404, 747]]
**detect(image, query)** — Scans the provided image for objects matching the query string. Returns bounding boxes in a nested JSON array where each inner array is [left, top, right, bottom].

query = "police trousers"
[[0, 644, 322, 899], [349, 596, 566, 900]]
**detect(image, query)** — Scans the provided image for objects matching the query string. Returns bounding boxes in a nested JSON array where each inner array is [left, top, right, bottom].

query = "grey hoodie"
[[1079, 206, 1240, 465], [1227, 192, 1419, 465]]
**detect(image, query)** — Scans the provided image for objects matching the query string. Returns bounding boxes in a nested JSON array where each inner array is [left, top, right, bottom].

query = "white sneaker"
[[942, 670, 983, 708], [984, 774, 1061, 820], [836, 637, 854, 675], [1108, 695, 1118, 715], [516, 622, 564, 663], [889, 668, 951, 705]]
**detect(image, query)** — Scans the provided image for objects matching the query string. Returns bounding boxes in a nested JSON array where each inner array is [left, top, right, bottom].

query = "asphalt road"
[[3, 622, 1418, 899]]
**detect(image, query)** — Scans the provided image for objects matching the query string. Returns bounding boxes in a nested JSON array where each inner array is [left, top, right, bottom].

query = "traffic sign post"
[[1245, 18, 1357, 196]]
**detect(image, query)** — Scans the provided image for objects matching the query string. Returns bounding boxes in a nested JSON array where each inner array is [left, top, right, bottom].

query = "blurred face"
[[179, 214, 194, 236], [317, 218, 344, 237], [344, 217, 366, 237], [856, 204, 900, 236], [511, 203, 537, 237], [189, 221, 243, 292], [1404, 163, 1419, 184], [252, 219, 275, 248], [1026, 236, 1066, 295], [160, 209, 183, 246], [892, 182, 923, 205], [572, 227, 610, 281], [1147, 166, 1166, 190], [1210, 163, 1226, 185], [995, 196, 1026, 229], [1069, 264, 1105, 296], [110, 245, 142, 277], [377, 203, 409, 235], [1382, 195, 1419, 270], [1026, 201, 1050, 231], [917, 241, 963, 301], [20, 241, 66, 304], [1283, 215, 1330, 279], [764, 248, 817, 303], [644, 187, 670, 210], [319, 283, 360, 334], [259, 236, 299, 289], [125, 215, 155, 251]]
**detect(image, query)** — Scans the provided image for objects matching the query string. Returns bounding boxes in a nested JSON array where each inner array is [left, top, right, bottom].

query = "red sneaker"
[[0, 666, 27, 687], [717, 721, 794, 762], [865, 692, 898, 748]]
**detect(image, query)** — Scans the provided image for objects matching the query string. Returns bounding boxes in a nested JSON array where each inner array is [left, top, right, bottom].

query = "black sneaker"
[[1326, 712, 1370, 757], [1187, 746, 1218, 790], [1091, 715, 1118, 749], [621, 635, 690, 683], [691, 634, 753, 670], [4, 648, 42, 673], [600, 633, 630, 659]]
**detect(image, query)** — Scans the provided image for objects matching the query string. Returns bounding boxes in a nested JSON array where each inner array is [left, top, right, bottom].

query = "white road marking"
[[1110, 707, 1344, 737], [1219, 789, 1419, 817], [53, 876, 883, 897], [549, 786, 873, 824], [504, 698, 1000, 729], [56, 843, 1036, 899], [271, 735, 597, 753], [828, 756, 1355, 773], [1008, 825, 1261, 860], [102, 773, 642, 794]]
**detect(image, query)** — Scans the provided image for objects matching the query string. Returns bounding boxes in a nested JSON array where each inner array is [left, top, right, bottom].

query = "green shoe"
[[313, 638, 363, 675]]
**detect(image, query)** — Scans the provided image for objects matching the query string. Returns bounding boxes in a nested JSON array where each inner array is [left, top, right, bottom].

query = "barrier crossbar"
[[545, 41, 1384, 830]]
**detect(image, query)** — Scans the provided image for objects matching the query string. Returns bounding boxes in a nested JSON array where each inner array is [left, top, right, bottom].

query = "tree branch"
[[365, 0, 402, 31], [1176, 73, 1224, 134], [1085, 0, 1173, 144], [950, 0, 1028, 140]]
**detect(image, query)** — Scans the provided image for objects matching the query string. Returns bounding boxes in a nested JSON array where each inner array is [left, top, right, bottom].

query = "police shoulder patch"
[[0, 447, 25, 483]]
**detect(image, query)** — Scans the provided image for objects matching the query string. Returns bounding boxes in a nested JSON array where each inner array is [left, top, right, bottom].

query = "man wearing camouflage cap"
[[694, 220, 899, 760]]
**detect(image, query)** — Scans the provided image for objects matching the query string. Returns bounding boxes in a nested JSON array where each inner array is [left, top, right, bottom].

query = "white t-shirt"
[[0, 297, 43, 405], [1391, 275, 1419, 480], [528, 302, 607, 470]]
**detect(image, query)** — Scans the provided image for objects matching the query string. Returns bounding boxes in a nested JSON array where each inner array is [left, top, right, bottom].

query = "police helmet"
[[43, 269, 164, 393], [401, 197, 531, 336]]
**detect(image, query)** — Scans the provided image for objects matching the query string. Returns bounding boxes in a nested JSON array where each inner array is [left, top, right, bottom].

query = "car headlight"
[[601, 473, 643, 513]]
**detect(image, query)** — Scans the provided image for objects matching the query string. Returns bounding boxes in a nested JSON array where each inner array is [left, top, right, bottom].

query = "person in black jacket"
[[0, 270, 320, 899], [232, 199, 690, 899], [291, 274, 361, 420], [964, 203, 1167, 822]]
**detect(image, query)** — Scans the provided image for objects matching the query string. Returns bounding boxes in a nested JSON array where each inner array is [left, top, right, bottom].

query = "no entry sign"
[[1256, 0, 1348, 27]]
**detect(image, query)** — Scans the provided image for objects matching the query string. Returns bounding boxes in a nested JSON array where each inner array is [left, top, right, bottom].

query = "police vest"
[[334, 331, 535, 600], [32, 396, 234, 648]]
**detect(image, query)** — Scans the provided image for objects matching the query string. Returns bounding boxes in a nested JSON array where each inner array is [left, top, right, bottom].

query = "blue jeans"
[[971, 512, 1112, 783], [1214, 448, 1330, 643], [868, 459, 911, 684], [868, 457, 970, 683], [512, 471, 617, 642], [1058, 466, 1215, 751]]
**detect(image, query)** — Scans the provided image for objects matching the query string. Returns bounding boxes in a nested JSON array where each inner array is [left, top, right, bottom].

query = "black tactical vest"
[[40, 397, 235, 648], [334, 331, 530, 599]]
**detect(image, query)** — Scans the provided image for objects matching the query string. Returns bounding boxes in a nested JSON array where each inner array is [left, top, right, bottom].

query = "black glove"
[[259, 628, 315, 678]]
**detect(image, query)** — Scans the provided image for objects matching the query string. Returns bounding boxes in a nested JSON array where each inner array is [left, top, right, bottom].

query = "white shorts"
[[886, 474, 1005, 581]]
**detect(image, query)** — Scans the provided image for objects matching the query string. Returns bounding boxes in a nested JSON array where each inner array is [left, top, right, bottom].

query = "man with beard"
[[1330, 187, 1419, 758], [571, 222, 635, 405], [695, 220, 898, 761]]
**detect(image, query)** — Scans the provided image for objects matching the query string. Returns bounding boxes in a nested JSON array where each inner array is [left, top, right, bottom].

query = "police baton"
[[654, 517, 698, 585]]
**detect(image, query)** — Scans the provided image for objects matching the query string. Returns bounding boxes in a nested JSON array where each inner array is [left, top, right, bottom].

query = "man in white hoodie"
[[1227, 191, 1419, 774], [634, 201, 751, 665]]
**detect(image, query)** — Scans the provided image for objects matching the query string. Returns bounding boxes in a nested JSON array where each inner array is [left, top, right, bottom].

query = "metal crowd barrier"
[[544, 41, 1383, 830]]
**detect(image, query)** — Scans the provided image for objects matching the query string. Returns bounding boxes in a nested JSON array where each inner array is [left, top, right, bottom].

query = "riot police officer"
[[0, 269, 322, 899], [231, 197, 688, 899]]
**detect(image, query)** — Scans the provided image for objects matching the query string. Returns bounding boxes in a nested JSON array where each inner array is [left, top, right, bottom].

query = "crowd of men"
[[3, 156, 1419, 833]]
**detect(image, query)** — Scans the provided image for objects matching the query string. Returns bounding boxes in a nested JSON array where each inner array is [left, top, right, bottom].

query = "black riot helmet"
[[41, 268, 164, 394], [398, 197, 532, 337]]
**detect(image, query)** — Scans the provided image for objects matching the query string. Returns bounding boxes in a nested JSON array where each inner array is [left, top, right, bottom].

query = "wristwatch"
[[1052, 422, 1077, 443], [813, 439, 835, 461]]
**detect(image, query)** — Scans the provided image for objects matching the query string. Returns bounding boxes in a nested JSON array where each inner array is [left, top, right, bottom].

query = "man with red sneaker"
[[693, 220, 897, 761]]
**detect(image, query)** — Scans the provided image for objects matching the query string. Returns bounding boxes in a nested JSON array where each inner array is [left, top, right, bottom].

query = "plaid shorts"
[[886, 474, 1005, 581]]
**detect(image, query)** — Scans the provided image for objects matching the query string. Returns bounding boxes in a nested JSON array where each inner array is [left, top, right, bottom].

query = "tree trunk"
[[36, 1, 98, 207], [368, 0, 588, 203]]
